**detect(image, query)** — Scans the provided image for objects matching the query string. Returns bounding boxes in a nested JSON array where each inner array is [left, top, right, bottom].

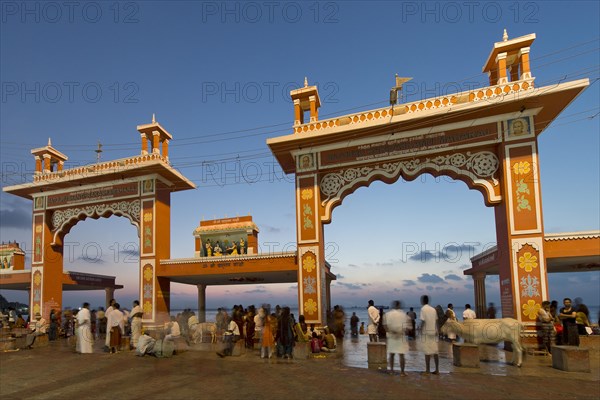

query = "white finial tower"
[[304, 77, 308, 87], [152, 113, 156, 124], [503, 29, 508, 42]]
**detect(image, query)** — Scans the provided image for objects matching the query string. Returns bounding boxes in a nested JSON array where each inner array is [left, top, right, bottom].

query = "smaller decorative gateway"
[[193, 216, 259, 257], [0, 242, 25, 271]]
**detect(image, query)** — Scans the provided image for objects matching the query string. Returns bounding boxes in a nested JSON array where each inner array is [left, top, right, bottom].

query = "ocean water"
[[173, 305, 600, 325]]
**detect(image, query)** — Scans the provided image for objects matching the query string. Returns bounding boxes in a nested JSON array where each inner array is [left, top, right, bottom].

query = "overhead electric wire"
[[2, 38, 598, 152]]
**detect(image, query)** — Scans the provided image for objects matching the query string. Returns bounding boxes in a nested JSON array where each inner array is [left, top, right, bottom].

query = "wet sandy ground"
[[1, 335, 598, 400]]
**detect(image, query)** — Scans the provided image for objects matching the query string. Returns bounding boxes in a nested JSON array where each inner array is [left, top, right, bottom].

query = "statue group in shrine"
[[204, 238, 246, 257]]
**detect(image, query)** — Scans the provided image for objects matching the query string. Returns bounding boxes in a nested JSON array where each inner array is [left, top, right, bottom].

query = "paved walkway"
[[1, 336, 599, 400]]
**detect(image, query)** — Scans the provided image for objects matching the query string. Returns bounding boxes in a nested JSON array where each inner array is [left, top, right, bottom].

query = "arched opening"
[[61, 216, 139, 311], [325, 173, 499, 312]]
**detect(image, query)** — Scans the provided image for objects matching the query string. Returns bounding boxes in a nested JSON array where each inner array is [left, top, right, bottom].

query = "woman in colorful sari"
[[261, 309, 275, 359]]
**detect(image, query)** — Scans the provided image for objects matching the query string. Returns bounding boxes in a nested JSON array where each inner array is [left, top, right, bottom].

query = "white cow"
[[189, 322, 217, 344], [441, 318, 525, 367]]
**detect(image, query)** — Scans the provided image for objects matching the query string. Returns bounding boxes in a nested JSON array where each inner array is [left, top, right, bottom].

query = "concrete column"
[[152, 132, 160, 154], [293, 99, 303, 125], [197, 284, 206, 322], [105, 287, 115, 309], [27, 287, 31, 321], [496, 52, 508, 85], [519, 47, 531, 79], [141, 133, 148, 155], [326, 276, 332, 316], [473, 272, 487, 318], [43, 154, 51, 173], [34, 156, 42, 174], [309, 95, 318, 122], [162, 139, 169, 161]]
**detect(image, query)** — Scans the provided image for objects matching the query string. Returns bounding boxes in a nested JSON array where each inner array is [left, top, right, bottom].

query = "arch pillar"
[[325, 272, 332, 316], [197, 284, 206, 323], [494, 133, 548, 329], [105, 287, 115, 308], [296, 172, 327, 325], [31, 209, 64, 321], [139, 178, 172, 326], [472, 271, 487, 318]]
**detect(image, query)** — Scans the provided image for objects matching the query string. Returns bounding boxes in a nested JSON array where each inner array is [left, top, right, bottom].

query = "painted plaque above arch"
[[319, 123, 499, 169]]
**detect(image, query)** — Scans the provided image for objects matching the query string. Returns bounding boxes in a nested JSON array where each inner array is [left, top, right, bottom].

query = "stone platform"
[[1, 335, 598, 400]]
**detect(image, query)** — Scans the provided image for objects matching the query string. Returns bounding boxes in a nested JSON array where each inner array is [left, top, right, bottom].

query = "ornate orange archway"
[[268, 32, 590, 335], [3, 119, 195, 325]]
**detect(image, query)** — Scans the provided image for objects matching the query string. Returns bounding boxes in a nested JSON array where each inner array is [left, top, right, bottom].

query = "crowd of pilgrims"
[[1, 296, 595, 358], [175, 304, 348, 358]]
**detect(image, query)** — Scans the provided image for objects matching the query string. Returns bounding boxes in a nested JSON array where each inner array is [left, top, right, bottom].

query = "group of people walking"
[[364, 296, 442, 375], [46, 298, 143, 355]]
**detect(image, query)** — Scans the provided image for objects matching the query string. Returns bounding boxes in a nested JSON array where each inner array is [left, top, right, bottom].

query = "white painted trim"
[[161, 251, 297, 264], [3, 160, 195, 194], [544, 231, 600, 240], [320, 155, 502, 223], [51, 200, 141, 245], [0, 269, 30, 275], [267, 79, 589, 148]]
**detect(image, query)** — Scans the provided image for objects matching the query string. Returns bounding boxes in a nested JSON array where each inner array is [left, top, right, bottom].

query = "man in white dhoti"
[[136, 333, 156, 356], [383, 300, 409, 376], [419, 295, 439, 374], [104, 299, 116, 350], [76, 302, 93, 353], [130, 300, 143, 349], [164, 316, 181, 341], [107, 303, 124, 353], [367, 300, 380, 342]]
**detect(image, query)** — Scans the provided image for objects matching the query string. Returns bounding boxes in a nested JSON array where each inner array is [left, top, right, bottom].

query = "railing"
[[293, 78, 535, 134], [33, 152, 169, 182]]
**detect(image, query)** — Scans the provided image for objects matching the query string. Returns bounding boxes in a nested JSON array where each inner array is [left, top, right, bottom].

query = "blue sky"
[[1, 1, 599, 312]]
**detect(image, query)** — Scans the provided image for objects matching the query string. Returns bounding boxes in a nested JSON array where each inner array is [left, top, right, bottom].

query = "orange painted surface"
[[507, 144, 540, 232], [158, 255, 297, 277], [298, 176, 317, 242], [545, 237, 600, 258], [300, 250, 319, 321], [0, 271, 31, 285]]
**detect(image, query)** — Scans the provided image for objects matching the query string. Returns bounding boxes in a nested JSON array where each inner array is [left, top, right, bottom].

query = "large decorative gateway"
[[3, 119, 195, 324], [268, 32, 589, 327]]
